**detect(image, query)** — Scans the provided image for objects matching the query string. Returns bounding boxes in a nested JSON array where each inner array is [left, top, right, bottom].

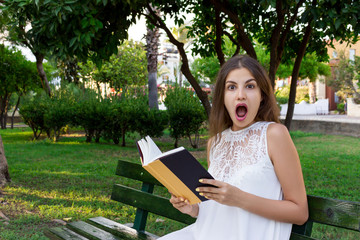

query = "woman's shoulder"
[[267, 122, 291, 142]]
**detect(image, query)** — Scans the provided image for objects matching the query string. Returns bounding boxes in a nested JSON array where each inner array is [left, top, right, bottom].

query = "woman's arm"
[[197, 123, 308, 225], [167, 137, 214, 218]]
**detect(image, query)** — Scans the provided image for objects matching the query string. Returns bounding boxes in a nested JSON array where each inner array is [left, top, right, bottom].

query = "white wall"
[[347, 98, 360, 117], [280, 99, 329, 115]]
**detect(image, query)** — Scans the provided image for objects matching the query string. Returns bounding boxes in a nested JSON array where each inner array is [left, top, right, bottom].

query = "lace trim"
[[209, 122, 272, 183]]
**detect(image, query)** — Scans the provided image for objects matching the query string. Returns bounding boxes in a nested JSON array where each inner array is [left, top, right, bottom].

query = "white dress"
[[158, 121, 292, 240]]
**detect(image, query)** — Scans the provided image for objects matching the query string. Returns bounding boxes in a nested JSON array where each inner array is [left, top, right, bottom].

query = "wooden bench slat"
[[290, 232, 316, 240], [44, 227, 90, 240], [67, 221, 121, 240], [86, 216, 157, 240], [115, 160, 162, 186], [111, 184, 196, 225], [307, 195, 360, 231]]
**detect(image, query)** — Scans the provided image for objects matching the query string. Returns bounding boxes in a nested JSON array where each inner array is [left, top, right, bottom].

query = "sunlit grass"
[[0, 127, 359, 239]]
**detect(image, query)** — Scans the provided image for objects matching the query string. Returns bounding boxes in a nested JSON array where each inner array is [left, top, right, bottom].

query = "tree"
[[170, 24, 193, 87], [56, 57, 81, 86], [0, 134, 11, 189], [299, 53, 331, 103], [186, 0, 359, 129], [78, 40, 147, 95], [0, 44, 40, 129], [144, 3, 212, 117], [327, 52, 360, 103], [1, 1, 53, 96], [191, 56, 220, 85]]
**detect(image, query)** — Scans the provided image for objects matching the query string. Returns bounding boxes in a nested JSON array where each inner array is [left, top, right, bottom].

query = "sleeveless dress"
[[158, 121, 292, 240]]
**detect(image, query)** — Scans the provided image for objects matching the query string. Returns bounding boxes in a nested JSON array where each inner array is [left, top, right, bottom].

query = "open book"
[[136, 136, 214, 205]]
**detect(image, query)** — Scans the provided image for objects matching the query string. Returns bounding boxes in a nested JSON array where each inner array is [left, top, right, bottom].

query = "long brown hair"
[[209, 55, 279, 141]]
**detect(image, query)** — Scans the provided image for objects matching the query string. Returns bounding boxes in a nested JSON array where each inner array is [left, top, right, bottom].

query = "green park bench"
[[45, 159, 360, 240]]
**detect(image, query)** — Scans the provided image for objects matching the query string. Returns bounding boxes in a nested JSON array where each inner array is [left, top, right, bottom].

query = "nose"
[[236, 86, 246, 100]]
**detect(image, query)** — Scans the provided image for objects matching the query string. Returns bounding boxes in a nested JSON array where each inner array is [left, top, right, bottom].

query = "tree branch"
[[223, 31, 240, 57], [214, 7, 225, 65], [211, 0, 257, 60]]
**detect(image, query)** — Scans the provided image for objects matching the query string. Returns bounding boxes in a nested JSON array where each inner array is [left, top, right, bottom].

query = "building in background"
[[318, 39, 360, 111]]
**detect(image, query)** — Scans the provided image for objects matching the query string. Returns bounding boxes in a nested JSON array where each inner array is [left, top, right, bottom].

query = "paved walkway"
[[280, 114, 360, 124]]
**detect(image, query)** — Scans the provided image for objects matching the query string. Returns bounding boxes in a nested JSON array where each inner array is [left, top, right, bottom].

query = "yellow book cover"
[[136, 136, 214, 205]]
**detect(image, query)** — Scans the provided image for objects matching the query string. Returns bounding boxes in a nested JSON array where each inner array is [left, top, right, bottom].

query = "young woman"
[[159, 55, 308, 240]]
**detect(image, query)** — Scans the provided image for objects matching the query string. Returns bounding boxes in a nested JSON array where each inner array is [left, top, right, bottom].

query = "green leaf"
[[335, 18, 342, 30], [85, 34, 91, 44], [64, 6, 72, 12], [65, 0, 78, 3], [55, 7, 61, 16], [69, 37, 77, 47]]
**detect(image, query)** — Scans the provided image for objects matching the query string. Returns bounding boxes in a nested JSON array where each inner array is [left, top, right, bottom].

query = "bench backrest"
[[111, 160, 360, 239], [111, 160, 195, 232]]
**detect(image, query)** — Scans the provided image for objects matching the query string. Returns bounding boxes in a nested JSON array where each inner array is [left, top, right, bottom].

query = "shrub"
[[135, 108, 168, 139], [73, 90, 110, 143], [19, 92, 51, 140], [275, 87, 289, 105], [43, 88, 78, 141], [337, 103, 345, 114], [164, 86, 207, 148], [102, 91, 147, 146], [132, 93, 168, 139]]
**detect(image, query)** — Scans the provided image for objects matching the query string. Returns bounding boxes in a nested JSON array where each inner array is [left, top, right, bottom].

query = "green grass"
[[0, 128, 359, 239]]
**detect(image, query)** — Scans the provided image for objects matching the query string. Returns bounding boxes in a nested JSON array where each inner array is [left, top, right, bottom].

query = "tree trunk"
[[146, 6, 160, 110], [309, 81, 316, 104], [0, 135, 11, 188], [121, 128, 126, 147], [0, 94, 10, 130], [11, 95, 21, 129], [35, 53, 52, 96], [285, 13, 314, 130], [148, 72, 158, 109]]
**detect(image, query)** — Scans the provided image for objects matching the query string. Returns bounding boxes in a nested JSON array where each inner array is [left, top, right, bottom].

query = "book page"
[[143, 136, 162, 165]]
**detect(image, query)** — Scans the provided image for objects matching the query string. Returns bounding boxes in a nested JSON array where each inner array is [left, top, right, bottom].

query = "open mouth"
[[235, 104, 247, 121]]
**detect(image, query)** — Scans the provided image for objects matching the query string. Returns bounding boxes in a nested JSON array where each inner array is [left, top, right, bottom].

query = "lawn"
[[0, 127, 359, 239]]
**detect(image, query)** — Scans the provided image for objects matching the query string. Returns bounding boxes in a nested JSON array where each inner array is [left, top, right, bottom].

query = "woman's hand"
[[169, 193, 199, 218], [196, 179, 242, 207]]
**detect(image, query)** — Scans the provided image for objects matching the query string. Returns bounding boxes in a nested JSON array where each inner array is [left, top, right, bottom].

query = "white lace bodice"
[[208, 121, 273, 185]]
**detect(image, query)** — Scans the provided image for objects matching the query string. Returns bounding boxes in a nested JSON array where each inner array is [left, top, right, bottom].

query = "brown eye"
[[228, 85, 236, 90]]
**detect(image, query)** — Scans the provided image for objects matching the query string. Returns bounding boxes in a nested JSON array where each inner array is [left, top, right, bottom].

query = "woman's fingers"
[[170, 195, 189, 205]]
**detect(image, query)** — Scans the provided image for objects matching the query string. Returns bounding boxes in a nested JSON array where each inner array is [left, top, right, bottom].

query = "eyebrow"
[[225, 79, 256, 84]]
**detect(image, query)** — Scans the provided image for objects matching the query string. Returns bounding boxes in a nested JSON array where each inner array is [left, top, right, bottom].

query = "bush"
[[102, 96, 135, 146], [72, 90, 110, 143], [132, 93, 168, 139], [275, 87, 289, 105], [102, 91, 150, 146], [164, 86, 207, 148], [337, 103, 345, 114], [19, 92, 51, 140], [44, 88, 78, 141]]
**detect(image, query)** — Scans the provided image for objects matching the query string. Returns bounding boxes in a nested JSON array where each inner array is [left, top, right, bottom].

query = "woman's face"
[[224, 68, 262, 131]]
